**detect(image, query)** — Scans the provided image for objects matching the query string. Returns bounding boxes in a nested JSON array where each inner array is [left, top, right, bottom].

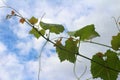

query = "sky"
[[0, 0, 120, 80]]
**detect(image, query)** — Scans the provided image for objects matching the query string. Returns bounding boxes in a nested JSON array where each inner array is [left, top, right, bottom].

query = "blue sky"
[[0, 0, 120, 80]]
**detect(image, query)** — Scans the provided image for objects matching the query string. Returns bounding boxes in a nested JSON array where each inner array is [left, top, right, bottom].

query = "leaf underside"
[[91, 50, 120, 80], [40, 21, 64, 34], [55, 38, 78, 63]]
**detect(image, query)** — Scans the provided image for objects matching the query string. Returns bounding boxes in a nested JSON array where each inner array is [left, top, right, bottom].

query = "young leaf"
[[11, 10, 15, 15], [19, 18, 25, 24], [111, 33, 120, 50], [91, 50, 120, 80], [40, 21, 64, 34], [55, 37, 78, 63], [29, 16, 38, 25], [29, 28, 45, 39]]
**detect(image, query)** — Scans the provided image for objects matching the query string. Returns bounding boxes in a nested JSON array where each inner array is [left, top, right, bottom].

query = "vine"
[[1, 4, 120, 80]]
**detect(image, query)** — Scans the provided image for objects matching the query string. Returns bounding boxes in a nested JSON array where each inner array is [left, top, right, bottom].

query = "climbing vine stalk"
[[1, 4, 120, 80]]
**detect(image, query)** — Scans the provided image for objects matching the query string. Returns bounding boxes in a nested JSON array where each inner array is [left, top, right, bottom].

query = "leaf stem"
[[84, 41, 112, 48], [84, 40, 120, 51]]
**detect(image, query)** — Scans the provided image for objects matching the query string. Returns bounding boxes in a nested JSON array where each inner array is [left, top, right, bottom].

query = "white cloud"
[[27, 54, 75, 80], [16, 40, 32, 55], [71, 0, 120, 47], [0, 54, 24, 80], [9, 22, 31, 39], [32, 38, 45, 52], [0, 42, 7, 53], [26, 53, 100, 80], [0, 0, 120, 80]]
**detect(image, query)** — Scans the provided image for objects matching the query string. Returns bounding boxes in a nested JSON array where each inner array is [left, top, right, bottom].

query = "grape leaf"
[[29, 16, 38, 25], [68, 24, 100, 41], [111, 33, 120, 50], [29, 28, 45, 39], [40, 21, 64, 34], [91, 50, 120, 80], [55, 37, 78, 63], [64, 37, 78, 63]]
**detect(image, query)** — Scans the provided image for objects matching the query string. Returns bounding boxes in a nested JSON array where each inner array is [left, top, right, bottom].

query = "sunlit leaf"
[[91, 50, 120, 80], [40, 21, 64, 34], [55, 37, 78, 63], [111, 33, 120, 50], [75, 24, 100, 40], [29, 16, 38, 25], [68, 24, 100, 41], [29, 28, 45, 39]]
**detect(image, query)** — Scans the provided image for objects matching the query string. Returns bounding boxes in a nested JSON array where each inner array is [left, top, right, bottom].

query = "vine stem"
[[1, 5, 120, 78], [25, 19, 120, 73]]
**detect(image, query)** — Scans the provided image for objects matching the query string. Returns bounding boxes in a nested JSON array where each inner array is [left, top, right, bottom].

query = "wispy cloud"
[[0, 42, 7, 53], [0, 0, 120, 80]]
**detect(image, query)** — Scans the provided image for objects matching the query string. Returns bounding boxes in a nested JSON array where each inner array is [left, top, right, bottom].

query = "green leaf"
[[75, 24, 100, 40], [55, 37, 78, 63], [91, 50, 120, 80], [29, 16, 38, 25], [68, 24, 100, 41], [40, 21, 64, 34], [39, 29, 45, 36], [111, 33, 120, 50], [29, 28, 45, 39], [64, 38, 78, 63]]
